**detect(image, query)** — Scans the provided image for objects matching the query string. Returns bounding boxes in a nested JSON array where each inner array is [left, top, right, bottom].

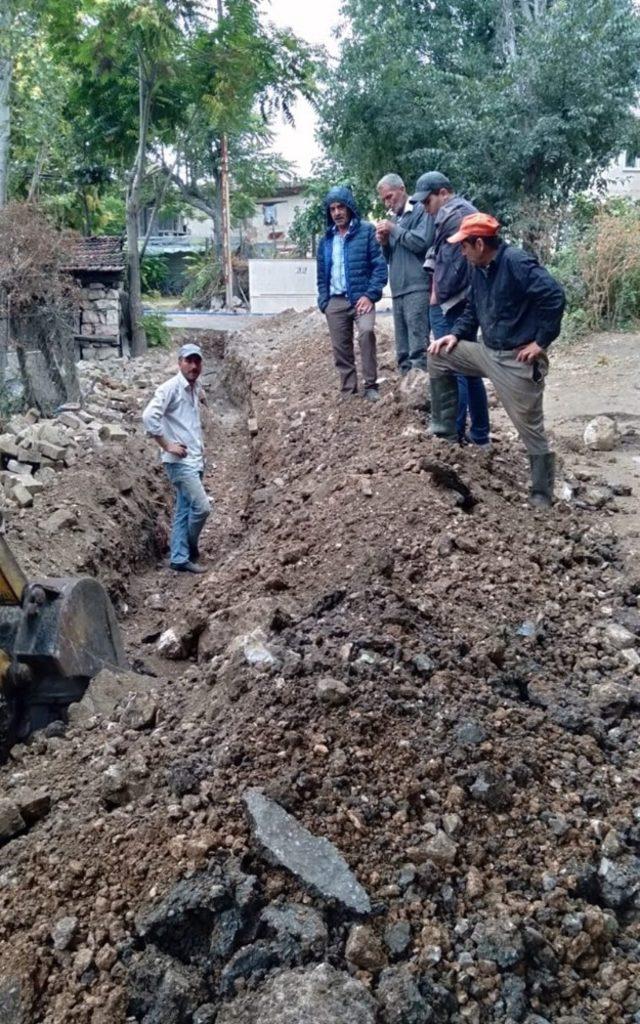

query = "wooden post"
[[217, 0, 234, 309]]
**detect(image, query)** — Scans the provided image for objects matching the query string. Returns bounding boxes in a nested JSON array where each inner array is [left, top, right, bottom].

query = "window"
[[624, 148, 640, 170], [262, 203, 278, 226]]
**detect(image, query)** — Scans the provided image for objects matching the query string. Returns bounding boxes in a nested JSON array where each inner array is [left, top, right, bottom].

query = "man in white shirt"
[[142, 343, 211, 574]]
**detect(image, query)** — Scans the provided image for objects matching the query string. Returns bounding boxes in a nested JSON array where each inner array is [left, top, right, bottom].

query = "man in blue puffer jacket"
[[317, 185, 388, 400]]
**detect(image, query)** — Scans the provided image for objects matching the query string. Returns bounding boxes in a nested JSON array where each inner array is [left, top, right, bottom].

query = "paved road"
[[147, 309, 394, 331], [153, 311, 256, 331]]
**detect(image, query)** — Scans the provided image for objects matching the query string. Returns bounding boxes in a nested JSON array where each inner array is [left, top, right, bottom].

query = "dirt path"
[[546, 331, 640, 559], [0, 315, 639, 1024]]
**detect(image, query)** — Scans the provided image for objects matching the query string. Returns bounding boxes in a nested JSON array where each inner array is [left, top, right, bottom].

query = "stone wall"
[[77, 282, 122, 360]]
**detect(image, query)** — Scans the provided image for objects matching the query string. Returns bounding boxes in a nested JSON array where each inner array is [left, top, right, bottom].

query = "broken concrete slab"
[[0, 435, 20, 458], [98, 423, 128, 442], [10, 484, 33, 508], [36, 441, 67, 462], [244, 788, 371, 914]]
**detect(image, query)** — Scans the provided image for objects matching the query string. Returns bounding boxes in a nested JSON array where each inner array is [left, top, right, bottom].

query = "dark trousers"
[[430, 303, 490, 445], [392, 290, 429, 372], [325, 296, 378, 393]]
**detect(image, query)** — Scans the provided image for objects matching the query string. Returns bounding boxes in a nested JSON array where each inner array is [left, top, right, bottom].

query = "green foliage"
[[140, 254, 169, 294], [319, 0, 640, 246], [181, 250, 223, 309], [551, 198, 640, 341], [141, 310, 171, 347]]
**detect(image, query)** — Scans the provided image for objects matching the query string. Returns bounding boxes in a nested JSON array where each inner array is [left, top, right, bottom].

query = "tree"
[[319, 0, 640, 248], [42, 0, 199, 354], [153, 1, 317, 259]]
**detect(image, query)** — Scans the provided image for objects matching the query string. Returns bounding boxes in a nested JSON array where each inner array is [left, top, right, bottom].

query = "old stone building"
[[65, 236, 128, 359]]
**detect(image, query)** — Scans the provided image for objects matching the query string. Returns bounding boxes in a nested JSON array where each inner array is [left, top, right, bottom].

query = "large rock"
[[398, 369, 430, 412], [0, 976, 30, 1024], [345, 924, 387, 972], [215, 963, 377, 1024], [135, 868, 236, 965], [260, 903, 328, 960], [0, 799, 26, 842], [376, 966, 432, 1024], [68, 668, 161, 726], [244, 789, 371, 914], [583, 415, 618, 451], [127, 948, 207, 1024]]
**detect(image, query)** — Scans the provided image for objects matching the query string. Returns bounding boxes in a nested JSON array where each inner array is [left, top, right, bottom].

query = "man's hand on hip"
[[165, 441, 188, 458], [515, 341, 544, 363], [354, 296, 374, 316], [429, 334, 459, 355]]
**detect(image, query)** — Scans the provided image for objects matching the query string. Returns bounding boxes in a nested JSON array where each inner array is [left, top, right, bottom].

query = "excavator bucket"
[[0, 536, 127, 759]]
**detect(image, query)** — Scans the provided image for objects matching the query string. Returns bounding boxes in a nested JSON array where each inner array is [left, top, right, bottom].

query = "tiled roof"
[[65, 236, 125, 272]]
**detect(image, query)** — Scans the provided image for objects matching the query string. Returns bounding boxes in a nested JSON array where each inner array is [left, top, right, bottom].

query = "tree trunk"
[[126, 54, 152, 358], [0, 7, 12, 208]]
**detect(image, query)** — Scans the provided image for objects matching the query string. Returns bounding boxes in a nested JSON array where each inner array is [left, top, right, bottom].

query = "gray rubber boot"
[[528, 452, 556, 508], [429, 375, 459, 442]]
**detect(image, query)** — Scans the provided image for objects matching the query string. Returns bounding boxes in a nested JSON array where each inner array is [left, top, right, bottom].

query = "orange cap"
[[447, 212, 500, 245]]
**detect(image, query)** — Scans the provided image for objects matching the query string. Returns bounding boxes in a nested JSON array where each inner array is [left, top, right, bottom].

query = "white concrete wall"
[[183, 213, 213, 241], [603, 152, 640, 201], [249, 258, 392, 315]]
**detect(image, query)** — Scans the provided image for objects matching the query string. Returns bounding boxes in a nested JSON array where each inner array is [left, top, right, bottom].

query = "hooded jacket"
[[432, 195, 477, 308], [316, 186, 387, 313]]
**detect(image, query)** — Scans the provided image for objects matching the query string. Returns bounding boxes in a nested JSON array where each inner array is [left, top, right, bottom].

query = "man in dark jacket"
[[428, 212, 566, 507], [375, 173, 433, 374], [317, 185, 388, 400], [411, 171, 490, 445]]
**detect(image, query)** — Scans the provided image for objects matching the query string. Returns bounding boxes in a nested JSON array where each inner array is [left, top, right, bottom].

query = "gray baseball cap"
[[178, 343, 203, 359], [410, 171, 453, 204]]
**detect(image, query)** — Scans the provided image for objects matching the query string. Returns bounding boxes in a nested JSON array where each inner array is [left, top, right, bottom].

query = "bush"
[[181, 250, 224, 309], [551, 198, 640, 340], [140, 255, 169, 295], [142, 311, 171, 348]]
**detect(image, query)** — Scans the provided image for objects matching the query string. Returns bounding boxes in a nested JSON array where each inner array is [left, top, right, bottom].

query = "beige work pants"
[[429, 340, 551, 455]]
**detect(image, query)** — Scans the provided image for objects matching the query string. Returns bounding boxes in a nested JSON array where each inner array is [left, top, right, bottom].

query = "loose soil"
[[0, 315, 639, 1024]]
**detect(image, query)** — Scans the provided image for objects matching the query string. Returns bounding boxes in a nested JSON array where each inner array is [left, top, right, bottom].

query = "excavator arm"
[[0, 536, 127, 759]]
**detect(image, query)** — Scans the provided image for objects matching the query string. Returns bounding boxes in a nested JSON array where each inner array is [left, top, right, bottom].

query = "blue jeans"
[[164, 462, 211, 566], [429, 304, 490, 445]]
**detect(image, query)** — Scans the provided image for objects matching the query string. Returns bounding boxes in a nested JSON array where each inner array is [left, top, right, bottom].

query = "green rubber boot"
[[429, 375, 459, 442], [528, 452, 556, 508]]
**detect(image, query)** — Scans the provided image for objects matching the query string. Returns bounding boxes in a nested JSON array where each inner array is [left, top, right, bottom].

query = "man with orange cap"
[[427, 213, 565, 507]]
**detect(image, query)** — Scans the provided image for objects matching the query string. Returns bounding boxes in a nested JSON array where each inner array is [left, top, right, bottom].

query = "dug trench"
[[0, 312, 639, 1024]]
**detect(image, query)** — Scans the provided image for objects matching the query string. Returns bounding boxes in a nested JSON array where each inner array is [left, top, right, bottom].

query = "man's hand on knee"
[[515, 341, 544, 363], [429, 334, 459, 355]]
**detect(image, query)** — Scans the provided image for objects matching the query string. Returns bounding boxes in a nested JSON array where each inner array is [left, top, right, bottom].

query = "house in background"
[[138, 183, 312, 295], [603, 148, 640, 201], [140, 208, 212, 293], [240, 183, 309, 256]]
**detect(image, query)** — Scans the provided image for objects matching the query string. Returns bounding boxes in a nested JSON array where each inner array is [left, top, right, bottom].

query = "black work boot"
[[429, 375, 459, 442], [528, 452, 556, 508]]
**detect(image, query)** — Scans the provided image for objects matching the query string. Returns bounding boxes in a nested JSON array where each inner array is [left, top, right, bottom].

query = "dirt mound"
[[0, 314, 639, 1024]]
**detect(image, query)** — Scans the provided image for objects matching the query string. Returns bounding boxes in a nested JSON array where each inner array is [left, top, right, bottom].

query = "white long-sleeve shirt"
[[142, 372, 204, 471]]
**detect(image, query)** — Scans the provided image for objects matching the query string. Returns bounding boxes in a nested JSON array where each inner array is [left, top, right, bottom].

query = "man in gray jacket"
[[376, 174, 433, 374]]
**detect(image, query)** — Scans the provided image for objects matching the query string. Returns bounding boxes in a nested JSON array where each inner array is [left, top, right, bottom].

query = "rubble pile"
[[0, 313, 639, 1024]]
